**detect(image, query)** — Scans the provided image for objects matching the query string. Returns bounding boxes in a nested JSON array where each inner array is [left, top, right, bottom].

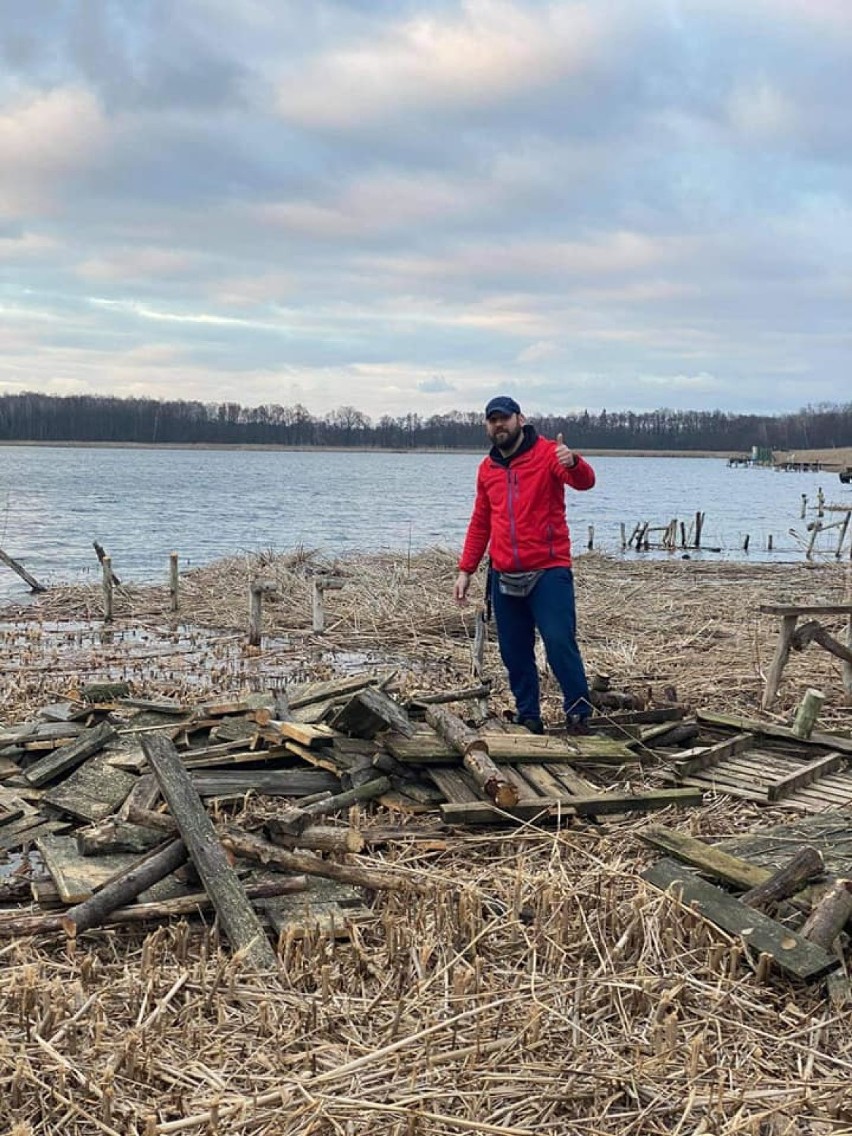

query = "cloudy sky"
[[1, 1, 850, 421]]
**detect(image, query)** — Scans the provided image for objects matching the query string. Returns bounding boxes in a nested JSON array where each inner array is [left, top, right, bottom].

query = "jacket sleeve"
[[550, 444, 595, 490], [458, 468, 492, 573]]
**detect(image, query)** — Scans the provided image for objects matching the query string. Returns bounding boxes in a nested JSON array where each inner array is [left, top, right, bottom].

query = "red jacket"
[[459, 426, 595, 574]]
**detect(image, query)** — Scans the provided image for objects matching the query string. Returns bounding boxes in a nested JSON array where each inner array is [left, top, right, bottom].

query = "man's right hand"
[[453, 571, 471, 604]]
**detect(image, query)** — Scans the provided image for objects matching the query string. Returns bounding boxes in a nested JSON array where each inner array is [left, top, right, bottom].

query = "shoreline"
[[0, 439, 748, 458]]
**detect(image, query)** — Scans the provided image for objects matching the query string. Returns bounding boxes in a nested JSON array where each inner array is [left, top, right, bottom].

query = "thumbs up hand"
[[554, 432, 577, 469]]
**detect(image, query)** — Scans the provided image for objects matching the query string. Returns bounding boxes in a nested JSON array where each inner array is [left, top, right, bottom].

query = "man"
[[454, 395, 595, 735]]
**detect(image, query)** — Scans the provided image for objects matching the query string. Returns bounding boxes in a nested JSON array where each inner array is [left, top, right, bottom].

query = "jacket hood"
[[489, 423, 539, 467]]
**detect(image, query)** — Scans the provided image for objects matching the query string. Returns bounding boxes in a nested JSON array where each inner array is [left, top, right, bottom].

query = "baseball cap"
[[485, 396, 521, 418]]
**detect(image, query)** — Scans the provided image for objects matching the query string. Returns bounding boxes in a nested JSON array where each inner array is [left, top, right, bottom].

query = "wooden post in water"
[[102, 555, 114, 622], [801, 494, 808, 519], [693, 511, 704, 549], [620, 523, 627, 550], [93, 541, 120, 584], [311, 576, 344, 633], [743, 534, 750, 552], [817, 487, 825, 517], [0, 547, 46, 593], [806, 521, 822, 561], [836, 512, 851, 559], [587, 524, 594, 551], [844, 571, 852, 697], [249, 579, 276, 647], [680, 521, 688, 549], [169, 552, 179, 612]]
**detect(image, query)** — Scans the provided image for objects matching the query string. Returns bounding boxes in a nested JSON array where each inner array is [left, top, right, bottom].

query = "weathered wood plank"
[[36, 833, 147, 904], [330, 687, 414, 739], [441, 787, 702, 825], [42, 753, 137, 823], [24, 721, 117, 787], [673, 733, 755, 776], [287, 675, 378, 711], [697, 711, 852, 755], [641, 857, 839, 982], [141, 733, 279, 972], [639, 825, 774, 891], [189, 768, 339, 798]]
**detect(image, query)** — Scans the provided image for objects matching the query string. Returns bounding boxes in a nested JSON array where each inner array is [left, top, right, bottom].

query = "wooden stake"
[[761, 613, 798, 709], [0, 546, 46, 593], [169, 551, 179, 612], [249, 579, 277, 647], [791, 687, 825, 739], [102, 554, 114, 622]]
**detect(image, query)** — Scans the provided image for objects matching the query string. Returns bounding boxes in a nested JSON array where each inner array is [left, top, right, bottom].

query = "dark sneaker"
[[515, 715, 545, 735], [565, 716, 592, 736]]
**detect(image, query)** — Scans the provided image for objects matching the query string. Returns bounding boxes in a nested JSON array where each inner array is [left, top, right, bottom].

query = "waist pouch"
[[497, 570, 544, 598]]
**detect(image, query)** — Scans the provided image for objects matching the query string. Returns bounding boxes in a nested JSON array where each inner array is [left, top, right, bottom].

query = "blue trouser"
[[491, 566, 590, 722]]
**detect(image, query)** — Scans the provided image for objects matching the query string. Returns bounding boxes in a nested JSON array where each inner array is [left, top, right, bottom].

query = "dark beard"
[[495, 423, 523, 453]]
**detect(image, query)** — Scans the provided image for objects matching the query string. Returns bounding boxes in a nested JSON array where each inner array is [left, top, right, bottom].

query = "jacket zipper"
[[507, 469, 522, 569]]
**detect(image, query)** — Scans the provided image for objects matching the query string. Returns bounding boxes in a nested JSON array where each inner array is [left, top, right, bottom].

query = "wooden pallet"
[[667, 736, 852, 811]]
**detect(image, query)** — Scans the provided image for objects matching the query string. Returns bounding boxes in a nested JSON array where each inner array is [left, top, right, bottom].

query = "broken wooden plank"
[[36, 833, 148, 904], [263, 721, 337, 749], [697, 711, 852, 755], [330, 686, 415, 739], [639, 825, 775, 891], [188, 768, 339, 799], [441, 787, 702, 825], [141, 733, 280, 972], [42, 753, 137, 824], [24, 720, 117, 788], [641, 857, 839, 983], [287, 674, 378, 711], [75, 819, 166, 856], [767, 751, 847, 801]]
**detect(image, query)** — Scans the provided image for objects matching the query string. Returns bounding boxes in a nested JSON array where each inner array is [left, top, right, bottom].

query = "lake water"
[[0, 445, 848, 603]]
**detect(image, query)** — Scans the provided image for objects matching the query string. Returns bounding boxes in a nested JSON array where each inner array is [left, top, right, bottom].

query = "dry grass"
[[1, 549, 852, 1135]]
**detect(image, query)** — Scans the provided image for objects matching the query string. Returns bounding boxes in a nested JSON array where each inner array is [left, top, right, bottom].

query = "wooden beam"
[[638, 825, 774, 891], [672, 733, 754, 776], [697, 711, 852, 755], [761, 613, 799, 709], [24, 721, 117, 787], [141, 733, 279, 973], [759, 603, 852, 616], [641, 858, 839, 983]]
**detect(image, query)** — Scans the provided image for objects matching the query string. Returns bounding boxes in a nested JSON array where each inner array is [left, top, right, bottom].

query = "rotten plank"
[[641, 857, 839, 983], [141, 733, 279, 973], [24, 720, 117, 788]]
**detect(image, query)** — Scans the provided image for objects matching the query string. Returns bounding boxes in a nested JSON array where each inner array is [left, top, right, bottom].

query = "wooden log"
[[189, 768, 339, 798], [791, 688, 825, 740], [0, 546, 46, 592], [801, 878, 852, 951], [264, 824, 364, 854], [61, 838, 188, 938], [269, 776, 391, 836], [24, 720, 117, 788], [169, 551, 179, 612], [141, 734, 279, 972], [740, 846, 825, 911], [0, 878, 310, 938], [407, 683, 492, 709], [220, 826, 429, 893], [761, 613, 798, 709], [425, 706, 518, 808], [472, 609, 488, 679]]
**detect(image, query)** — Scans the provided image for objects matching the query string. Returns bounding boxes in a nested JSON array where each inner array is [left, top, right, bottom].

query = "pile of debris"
[[2, 671, 852, 990]]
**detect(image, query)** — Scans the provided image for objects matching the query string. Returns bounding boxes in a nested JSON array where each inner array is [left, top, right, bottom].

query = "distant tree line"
[[0, 392, 850, 451]]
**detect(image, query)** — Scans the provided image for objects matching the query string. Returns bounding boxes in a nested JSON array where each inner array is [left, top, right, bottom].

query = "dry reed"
[[1, 549, 851, 1135]]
